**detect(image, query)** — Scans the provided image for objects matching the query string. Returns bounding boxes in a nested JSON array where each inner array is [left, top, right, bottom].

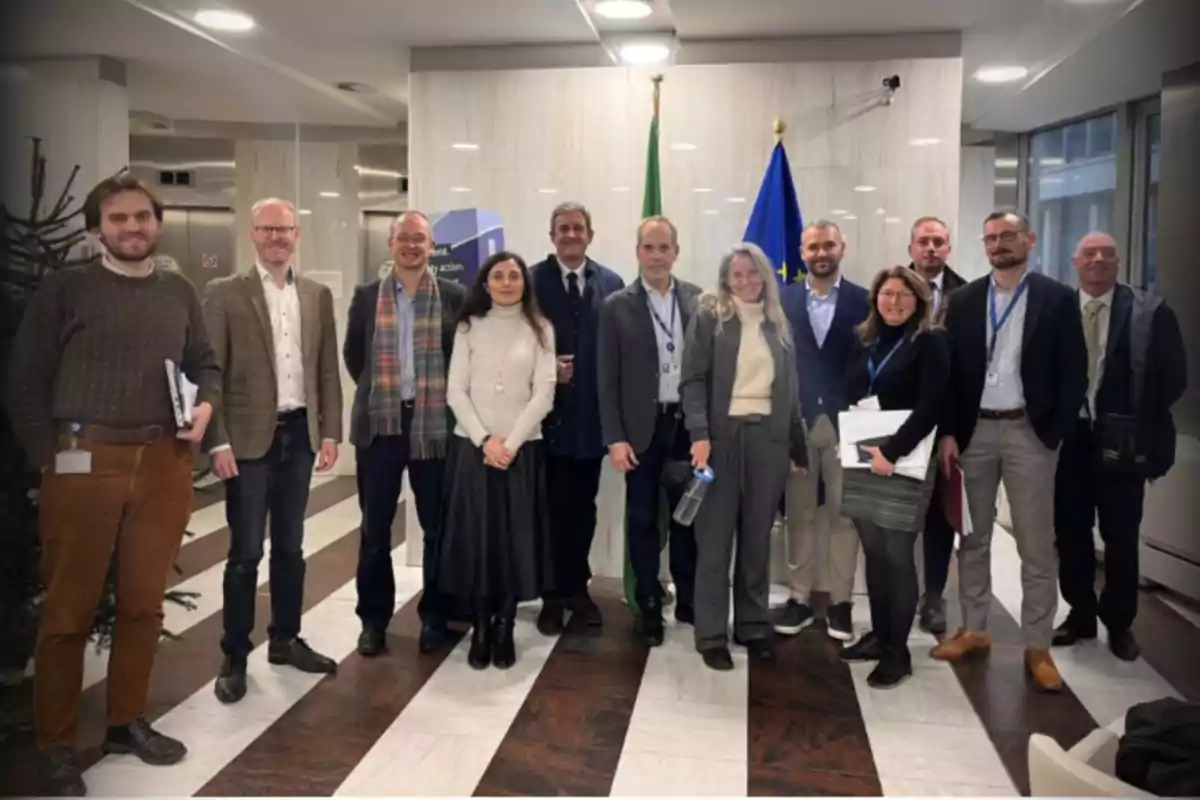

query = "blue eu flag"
[[743, 141, 804, 284]]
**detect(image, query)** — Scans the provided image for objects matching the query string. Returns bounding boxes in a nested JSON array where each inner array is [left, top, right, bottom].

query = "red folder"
[[941, 463, 973, 536]]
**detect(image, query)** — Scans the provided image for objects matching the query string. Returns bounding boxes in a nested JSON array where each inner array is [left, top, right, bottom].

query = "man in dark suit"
[[906, 216, 967, 635], [932, 209, 1087, 693], [345, 210, 466, 657], [1052, 232, 1186, 661], [597, 215, 702, 646], [774, 220, 870, 643], [203, 197, 344, 703], [530, 202, 625, 634]]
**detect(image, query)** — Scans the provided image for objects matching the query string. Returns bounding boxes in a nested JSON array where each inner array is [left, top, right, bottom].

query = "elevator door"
[[158, 207, 235, 292]]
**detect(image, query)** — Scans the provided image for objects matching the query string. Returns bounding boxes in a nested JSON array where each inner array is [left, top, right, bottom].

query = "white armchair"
[[1028, 729, 1155, 797]]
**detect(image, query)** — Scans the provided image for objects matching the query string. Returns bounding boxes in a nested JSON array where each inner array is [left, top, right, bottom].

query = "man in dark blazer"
[[906, 215, 967, 635], [932, 209, 1087, 693], [530, 202, 625, 634], [774, 220, 870, 643], [597, 215, 702, 647], [344, 210, 465, 657], [204, 197, 343, 704], [1052, 232, 1186, 661]]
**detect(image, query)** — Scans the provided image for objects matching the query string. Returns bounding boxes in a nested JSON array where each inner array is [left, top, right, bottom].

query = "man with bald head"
[[345, 210, 466, 657], [203, 197, 344, 703], [1052, 232, 1186, 661]]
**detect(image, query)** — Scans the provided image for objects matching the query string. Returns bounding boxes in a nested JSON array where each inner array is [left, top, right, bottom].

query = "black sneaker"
[[40, 746, 86, 797], [840, 630, 885, 662], [866, 653, 913, 689], [918, 594, 947, 635], [102, 717, 187, 765], [825, 602, 854, 641], [772, 600, 815, 635]]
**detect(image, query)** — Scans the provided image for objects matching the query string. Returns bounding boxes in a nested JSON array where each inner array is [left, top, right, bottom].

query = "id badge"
[[663, 361, 680, 375], [985, 371, 999, 387], [55, 450, 92, 474]]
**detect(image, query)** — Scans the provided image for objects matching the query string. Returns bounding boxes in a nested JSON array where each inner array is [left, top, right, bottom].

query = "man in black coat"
[[1052, 232, 1187, 661], [529, 202, 625, 634]]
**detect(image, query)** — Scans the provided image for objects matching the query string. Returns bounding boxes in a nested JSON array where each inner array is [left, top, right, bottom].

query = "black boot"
[[641, 597, 665, 647], [467, 615, 492, 670], [492, 616, 516, 669], [214, 655, 247, 704]]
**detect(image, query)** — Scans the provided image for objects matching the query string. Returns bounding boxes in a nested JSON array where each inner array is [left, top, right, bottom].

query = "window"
[[1026, 111, 1119, 285], [1144, 112, 1160, 291]]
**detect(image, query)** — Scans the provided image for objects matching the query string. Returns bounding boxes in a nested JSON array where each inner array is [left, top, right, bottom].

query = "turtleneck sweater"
[[729, 296, 775, 417], [446, 303, 557, 452]]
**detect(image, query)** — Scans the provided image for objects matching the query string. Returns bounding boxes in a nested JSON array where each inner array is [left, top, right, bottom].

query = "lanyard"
[[987, 277, 1029, 365], [648, 288, 679, 353], [867, 336, 904, 394]]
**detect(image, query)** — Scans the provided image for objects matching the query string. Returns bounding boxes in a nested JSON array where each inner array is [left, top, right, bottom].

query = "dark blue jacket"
[[530, 256, 625, 458], [781, 277, 870, 427]]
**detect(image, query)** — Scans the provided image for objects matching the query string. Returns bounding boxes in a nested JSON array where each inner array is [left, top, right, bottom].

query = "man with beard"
[[933, 210, 1086, 692], [345, 210, 465, 656], [1052, 232, 1185, 661], [906, 216, 966, 634], [203, 198, 343, 704], [529, 203, 624, 634], [774, 220, 870, 643], [7, 174, 220, 796]]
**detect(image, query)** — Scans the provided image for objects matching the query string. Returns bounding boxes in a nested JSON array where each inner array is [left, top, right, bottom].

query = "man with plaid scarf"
[[345, 211, 465, 656]]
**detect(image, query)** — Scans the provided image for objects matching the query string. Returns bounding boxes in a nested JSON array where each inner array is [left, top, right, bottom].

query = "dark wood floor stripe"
[[197, 592, 450, 797], [942, 573, 1098, 795], [1132, 591, 1200, 701], [747, 593, 882, 797], [171, 477, 359, 588], [473, 588, 650, 797]]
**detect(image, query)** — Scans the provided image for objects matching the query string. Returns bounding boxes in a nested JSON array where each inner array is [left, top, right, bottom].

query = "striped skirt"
[[841, 457, 938, 533]]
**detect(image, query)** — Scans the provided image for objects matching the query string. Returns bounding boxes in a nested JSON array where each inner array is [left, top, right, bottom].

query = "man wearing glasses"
[[203, 197, 344, 703]]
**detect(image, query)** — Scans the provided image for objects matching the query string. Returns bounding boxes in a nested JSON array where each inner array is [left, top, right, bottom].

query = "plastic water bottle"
[[672, 466, 715, 526]]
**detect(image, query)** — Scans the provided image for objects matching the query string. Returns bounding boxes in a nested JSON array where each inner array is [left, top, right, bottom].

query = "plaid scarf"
[[368, 271, 448, 459]]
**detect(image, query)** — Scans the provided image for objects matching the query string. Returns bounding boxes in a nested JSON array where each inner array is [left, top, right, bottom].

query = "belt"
[[277, 407, 307, 424], [733, 414, 766, 424], [979, 408, 1026, 421], [658, 402, 680, 415], [61, 422, 165, 445]]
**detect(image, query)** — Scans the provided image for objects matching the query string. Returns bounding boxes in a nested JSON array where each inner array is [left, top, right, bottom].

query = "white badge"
[[985, 371, 999, 387], [55, 450, 92, 474]]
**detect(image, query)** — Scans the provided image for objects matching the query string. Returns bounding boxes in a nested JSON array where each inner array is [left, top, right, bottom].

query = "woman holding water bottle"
[[838, 265, 948, 689], [680, 243, 808, 671]]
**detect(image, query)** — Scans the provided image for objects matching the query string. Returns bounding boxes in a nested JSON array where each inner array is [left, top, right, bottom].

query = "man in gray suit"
[[597, 216, 702, 647]]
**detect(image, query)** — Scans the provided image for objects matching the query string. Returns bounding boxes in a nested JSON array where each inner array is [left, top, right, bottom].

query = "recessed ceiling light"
[[450, 186, 472, 193], [318, 191, 340, 198], [831, 209, 849, 216], [853, 185, 877, 193], [619, 43, 671, 65], [726, 196, 746, 203], [876, 208, 887, 215], [694, 187, 714, 193], [909, 137, 942, 147], [995, 178, 1018, 186], [884, 216, 901, 224], [670, 142, 697, 152], [451, 142, 479, 151], [612, 186, 631, 192], [995, 158, 1019, 169], [842, 214, 858, 221], [194, 9, 255, 31], [594, 0, 652, 19], [974, 65, 1028, 84], [702, 209, 719, 216], [298, 208, 313, 215], [538, 188, 558, 194]]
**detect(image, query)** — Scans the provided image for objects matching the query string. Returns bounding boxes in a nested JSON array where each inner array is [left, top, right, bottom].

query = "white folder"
[[165, 359, 198, 429], [838, 406, 935, 481]]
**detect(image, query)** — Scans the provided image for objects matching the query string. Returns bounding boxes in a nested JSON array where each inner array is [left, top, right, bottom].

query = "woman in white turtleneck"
[[436, 251, 557, 671], [680, 242, 808, 672]]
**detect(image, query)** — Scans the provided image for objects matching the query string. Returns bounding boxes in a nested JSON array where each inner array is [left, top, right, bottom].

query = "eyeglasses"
[[982, 231, 1021, 245], [254, 225, 296, 236], [879, 289, 915, 301]]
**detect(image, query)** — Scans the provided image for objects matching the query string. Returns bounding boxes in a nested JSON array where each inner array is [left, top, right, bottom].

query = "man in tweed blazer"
[[202, 197, 343, 704]]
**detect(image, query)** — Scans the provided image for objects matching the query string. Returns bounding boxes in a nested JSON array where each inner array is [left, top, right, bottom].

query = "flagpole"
[[773, 118, 786, 144]]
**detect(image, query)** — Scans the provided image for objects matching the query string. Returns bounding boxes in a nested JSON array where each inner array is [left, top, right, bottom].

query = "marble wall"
[[406, 58, 964, 578]]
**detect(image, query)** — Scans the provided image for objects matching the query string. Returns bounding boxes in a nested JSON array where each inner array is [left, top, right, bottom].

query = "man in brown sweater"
[[7, 174, 221, 796]]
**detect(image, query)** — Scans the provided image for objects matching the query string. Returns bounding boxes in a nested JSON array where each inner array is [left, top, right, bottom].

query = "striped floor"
[[1, 475, 1196, 798]]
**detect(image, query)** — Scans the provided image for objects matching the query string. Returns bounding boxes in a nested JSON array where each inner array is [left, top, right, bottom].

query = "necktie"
[[565, 271, 582, 354], [932, 283, 942, 316], [1084, 298, 1104, 403]]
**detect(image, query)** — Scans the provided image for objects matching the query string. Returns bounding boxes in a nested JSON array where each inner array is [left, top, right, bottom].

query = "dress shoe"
[[867, 652, 913, 689], [537, 600, 566, 635], [357, 627, 386, 657], [468, 618, 492, 670], [571, 591, 603, 627], [1051, 617, 1098, 647], [419, 623, 453, 654], [930, 628, 993, 662], [214, 656, 247, 704], [1026, 648, 1064, 691], [825, 602, 854, 641], [918, 593, 947, 635], [734, 636, 775, 661], [1108, 629, 1141, 662], [700, 647, 734, 671], [840, 630, 886, 662], [40, 746, 86, 796], [269, 637, 337, 674], [492, 617, 516, 669], [102, 717, 187, 765], [640, 600, 665, 647], [674, 603, 695, 625]]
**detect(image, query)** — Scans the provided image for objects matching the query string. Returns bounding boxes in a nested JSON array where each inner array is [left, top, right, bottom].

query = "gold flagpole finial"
[[773, 118, 786, 143], [651, 73, 663, 117]]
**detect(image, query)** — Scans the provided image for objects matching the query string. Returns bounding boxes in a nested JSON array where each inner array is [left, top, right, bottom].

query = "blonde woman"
[[680, 243, 808, 671], [838, 265, 949, 688]]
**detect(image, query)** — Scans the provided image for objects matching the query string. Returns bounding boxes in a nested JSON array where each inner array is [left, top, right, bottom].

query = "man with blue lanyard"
[[932, 210, 1087, 693]]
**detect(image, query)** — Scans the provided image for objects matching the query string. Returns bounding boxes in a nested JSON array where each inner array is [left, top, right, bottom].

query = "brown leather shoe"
[[1026, 648, 1064, 692], [930, 628, 992, 661]]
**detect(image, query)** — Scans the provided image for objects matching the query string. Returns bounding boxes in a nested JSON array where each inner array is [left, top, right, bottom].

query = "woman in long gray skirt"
[[839, 265, 949, 688], [680, 242, 808, 672]]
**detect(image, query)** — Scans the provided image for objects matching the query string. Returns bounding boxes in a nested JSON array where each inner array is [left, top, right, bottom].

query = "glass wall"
[[1144, 111, 1161, 291]]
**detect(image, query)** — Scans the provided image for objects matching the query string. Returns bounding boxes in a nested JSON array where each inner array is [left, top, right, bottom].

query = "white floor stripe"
[[81, 547, 420, 797], [610, 620, 748, 798], [988, 525, 1181, 734], [333, 607, 558, 797], [184, 476, 333, 543], [81, 495, 362, 691]]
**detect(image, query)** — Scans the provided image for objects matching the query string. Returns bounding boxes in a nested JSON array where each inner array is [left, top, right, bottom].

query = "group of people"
[[7, 173, 1186, 797]]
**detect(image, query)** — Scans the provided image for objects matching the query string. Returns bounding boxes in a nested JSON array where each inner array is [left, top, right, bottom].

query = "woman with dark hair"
[[839, 265, 949, 689], [437, 251, 558, 670]]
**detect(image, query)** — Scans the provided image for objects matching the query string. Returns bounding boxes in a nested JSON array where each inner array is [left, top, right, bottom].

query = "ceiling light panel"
[[194, 9, 255, 31], [594, 0, 653, 20]]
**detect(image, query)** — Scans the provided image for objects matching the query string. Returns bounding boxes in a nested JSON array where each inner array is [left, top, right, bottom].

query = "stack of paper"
[[165, 359, 199, 429], [838, 407, 934, 481]]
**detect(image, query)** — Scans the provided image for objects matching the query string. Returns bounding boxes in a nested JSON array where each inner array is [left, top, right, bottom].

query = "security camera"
[[883, 75, 900, 92]]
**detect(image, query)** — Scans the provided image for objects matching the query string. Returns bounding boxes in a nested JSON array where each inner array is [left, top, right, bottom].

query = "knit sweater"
[[7, 258, 221, 469], [446, 303, 557, 452], [729, 297, 774, 417]]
